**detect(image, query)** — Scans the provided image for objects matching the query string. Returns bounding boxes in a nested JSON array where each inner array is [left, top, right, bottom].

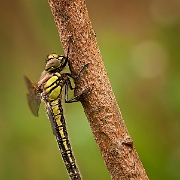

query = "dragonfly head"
[[45, 53, 67, 72]]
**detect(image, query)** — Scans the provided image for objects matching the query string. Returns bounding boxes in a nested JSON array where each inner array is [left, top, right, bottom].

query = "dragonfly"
[[24, 42, 89, 180]]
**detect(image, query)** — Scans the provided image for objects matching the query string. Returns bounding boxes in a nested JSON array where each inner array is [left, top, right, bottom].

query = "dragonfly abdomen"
[[49, 99, 81, 180]]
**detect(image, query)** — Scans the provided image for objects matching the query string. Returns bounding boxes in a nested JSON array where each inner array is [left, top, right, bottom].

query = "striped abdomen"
[[49, 100, 81, 180]]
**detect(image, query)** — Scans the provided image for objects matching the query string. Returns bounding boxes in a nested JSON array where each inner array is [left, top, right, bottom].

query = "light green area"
[[1, 0, 180, 179]]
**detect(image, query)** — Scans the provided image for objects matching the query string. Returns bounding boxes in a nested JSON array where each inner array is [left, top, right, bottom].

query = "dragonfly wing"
[[45, 102, 57, 136], [24, 76, 41, 116], [27, 94, 41, 117]]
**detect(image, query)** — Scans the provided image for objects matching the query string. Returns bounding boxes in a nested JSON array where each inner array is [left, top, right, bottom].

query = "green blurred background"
[[1, 0, 180, 179]]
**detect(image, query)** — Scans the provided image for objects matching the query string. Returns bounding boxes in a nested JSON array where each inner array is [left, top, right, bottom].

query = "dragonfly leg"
[[64, 79, 78, 103], [62, 37, 71, 68], [65, 62, 90, 103], [65, 79, 90, 103], [65, 88, 90, 103], [66, 63, 90, 79], [67, 78, 74, 91]]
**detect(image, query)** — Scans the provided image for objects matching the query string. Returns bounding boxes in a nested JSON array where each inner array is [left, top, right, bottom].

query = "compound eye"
[[59, 56, 66, 65], [47, 53, 59, 60], [45, 59, 60, 71]]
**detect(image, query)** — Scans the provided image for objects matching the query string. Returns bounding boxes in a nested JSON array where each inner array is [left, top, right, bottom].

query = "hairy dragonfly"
[[24, 43, 88, 180]]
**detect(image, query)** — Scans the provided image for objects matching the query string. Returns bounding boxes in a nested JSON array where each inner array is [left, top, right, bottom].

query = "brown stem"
[[48, 0, 149, 179]]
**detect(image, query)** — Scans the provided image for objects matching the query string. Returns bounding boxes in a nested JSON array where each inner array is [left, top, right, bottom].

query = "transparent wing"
[[45, 102, 57, 136], [24, 76, 41, 117]]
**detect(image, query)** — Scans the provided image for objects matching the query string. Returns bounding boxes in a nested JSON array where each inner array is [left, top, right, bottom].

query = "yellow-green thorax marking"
[[44, 72, 61, 100]]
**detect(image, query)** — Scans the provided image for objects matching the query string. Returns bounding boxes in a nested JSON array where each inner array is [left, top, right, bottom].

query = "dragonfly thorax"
[[41, 72, 62, 101]]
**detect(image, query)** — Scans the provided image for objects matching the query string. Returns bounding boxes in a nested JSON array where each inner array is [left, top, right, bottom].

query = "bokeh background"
[[1, 0, 180, 179]]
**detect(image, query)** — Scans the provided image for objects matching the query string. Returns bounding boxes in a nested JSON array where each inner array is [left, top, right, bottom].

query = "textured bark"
[[48, 0, 149, 179]]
